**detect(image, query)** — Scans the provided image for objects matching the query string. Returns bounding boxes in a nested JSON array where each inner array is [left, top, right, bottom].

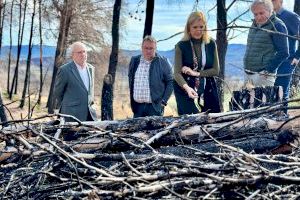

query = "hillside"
[[0, 45, 56, 59], [1, 44, 246, 79], [121, 44, 246, 80]]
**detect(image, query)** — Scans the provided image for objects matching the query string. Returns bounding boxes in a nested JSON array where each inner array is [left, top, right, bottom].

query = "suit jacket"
[[54, 61, 97, 122]]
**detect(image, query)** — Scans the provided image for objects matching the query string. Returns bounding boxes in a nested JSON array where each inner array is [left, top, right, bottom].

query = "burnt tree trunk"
[[0, 0, 6, 53], [7, 0, 14, 95], [47, 0, 73, 113], [101, 0, 121, 120], [9, 0, 28, 98], [20, 0, 36, 108], [216, 0, 228, 112], [143, 0, 154, 38], [37, 0, 43, 104]]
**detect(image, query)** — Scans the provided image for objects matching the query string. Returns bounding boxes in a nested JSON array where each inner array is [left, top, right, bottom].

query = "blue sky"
[[123, 0, 295, 50], [1, 0, 295, 52]]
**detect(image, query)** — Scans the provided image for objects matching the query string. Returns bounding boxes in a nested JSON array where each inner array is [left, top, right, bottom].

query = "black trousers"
[[174, 78, 221, 115], [64, 108, 94, 122], [173, 82, 199, 115], [134, 103, 161, 118]]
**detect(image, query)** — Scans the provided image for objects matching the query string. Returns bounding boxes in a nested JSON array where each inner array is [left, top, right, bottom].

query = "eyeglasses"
[[143, 47, 155, 51], [74, 50, 86, 54]]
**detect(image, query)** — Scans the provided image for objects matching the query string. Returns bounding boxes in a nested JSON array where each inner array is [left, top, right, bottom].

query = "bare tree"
[[9, 0, 28, 98], [46, 0, 112, 113], [0, 0, 6, 53], [37, 0, 43, 104], [216, 0, 228, 111], [0, 0, 7, 122], [66, 0, 112, 46], [101, 0, 121, 120], [7, 0, 15, 94], [20, 0, 36, 108], [46, 0, 73, 113], [143, 0, 154, 38]]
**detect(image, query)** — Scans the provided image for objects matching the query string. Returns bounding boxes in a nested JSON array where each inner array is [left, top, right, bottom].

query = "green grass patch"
[[289, 92, 300, 106]]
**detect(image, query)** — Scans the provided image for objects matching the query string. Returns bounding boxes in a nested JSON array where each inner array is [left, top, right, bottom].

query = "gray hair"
[[70, 41, 86, 54], [251, 0, 274, 13], [66, 41, 86, 58], [142, 35, 157, 45]]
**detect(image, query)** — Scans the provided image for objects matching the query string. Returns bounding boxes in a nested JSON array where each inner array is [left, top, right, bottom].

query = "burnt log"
[[1, 103, 300, 199], [1, 115, 299, 163], [1, 107, 300, 199]]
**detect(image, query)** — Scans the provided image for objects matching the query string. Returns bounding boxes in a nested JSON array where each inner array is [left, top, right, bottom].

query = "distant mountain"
[[0, 45, 56, 59], [1, 44, 246, 79], [122, 44, 246, 79], [225, 44, 246, 79]]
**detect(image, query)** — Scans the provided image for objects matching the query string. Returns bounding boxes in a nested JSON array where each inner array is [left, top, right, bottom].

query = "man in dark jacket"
[[273, 0, 300, 114], [128, 35, 173, 118]]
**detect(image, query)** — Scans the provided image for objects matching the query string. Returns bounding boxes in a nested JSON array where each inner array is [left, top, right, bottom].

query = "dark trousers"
[[274, 59, 295, 114], [64, 108, 95, 122], [134, 103, 161, 118], [275, 59, 295, 100], [87, 111, 94, 121], [173, 83, 199, 115]]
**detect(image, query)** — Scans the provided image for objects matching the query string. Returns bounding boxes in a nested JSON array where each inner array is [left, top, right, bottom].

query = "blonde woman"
[[173, 11, 221, 115]]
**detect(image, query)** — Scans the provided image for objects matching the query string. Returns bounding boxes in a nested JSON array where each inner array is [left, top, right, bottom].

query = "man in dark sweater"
[[128, 36, 173, 118], [273, 0, 300, 114]]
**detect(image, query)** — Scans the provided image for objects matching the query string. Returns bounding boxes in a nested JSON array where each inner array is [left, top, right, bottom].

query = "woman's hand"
[[291, 58, 299, 66], [182, 66, 200, 77], [183, 84, 198, 99]]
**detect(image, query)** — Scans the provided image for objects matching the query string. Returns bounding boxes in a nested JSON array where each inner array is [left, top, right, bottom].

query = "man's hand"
[[182, 66, 200, 77], [260, 70, 275, 78], [161, 99, 167, 107]]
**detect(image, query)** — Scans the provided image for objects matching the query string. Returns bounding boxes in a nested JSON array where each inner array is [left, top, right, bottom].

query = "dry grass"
[[7, 56, 298, 121]]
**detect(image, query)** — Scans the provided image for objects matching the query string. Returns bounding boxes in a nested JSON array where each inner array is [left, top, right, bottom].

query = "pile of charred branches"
[[1, 102, 300, 199]]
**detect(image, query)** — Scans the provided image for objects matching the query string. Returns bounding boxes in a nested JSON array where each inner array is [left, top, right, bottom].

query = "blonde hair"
[[182, 11, 210, 43]]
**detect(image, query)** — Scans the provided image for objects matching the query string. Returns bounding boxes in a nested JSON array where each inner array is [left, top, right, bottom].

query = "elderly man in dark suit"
[[54, 41, 97, 122]]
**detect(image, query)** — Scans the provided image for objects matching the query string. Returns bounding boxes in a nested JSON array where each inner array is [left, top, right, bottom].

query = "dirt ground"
[[1, 91, 299, 124]]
